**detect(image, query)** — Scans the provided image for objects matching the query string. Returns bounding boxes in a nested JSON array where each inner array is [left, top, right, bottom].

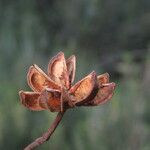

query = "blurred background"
[[0, 0, 150, 150]]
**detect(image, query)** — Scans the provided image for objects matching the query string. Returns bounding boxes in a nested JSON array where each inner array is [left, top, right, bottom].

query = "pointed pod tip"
[[32, 64, 37, 67], [28, 64, 38, 73], [28, 65, 33, 70], [91, 71, 97, 77], [32, 64, 41, 71], [70, 54, 76, 60], [48, 51, 65, 68], [67, 55, 76, 62]]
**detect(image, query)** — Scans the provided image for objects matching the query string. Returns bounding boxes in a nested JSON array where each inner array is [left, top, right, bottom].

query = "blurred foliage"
[[0, 0, 150, 150]]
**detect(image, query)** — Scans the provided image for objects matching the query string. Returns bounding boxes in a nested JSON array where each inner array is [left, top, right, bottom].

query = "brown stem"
[[24, 111, 65, 150]]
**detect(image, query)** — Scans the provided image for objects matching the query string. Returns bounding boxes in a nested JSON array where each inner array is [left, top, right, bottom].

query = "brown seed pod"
[[48, 52, 70, 89], [27, 64, 60, 92], [66, 55, 76, 86], [19, 91, 45, 111], [69, 71, 98, 105], [19, 52, 116, 150]]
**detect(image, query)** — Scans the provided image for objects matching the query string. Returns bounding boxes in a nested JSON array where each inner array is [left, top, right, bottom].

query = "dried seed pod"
[[97, 73, 109, 85], [40, 88, 61, 112], [27, 64, 60, 92], [48, 52, 69, 89], [86, 82, 116, 106], [19, 91, 45, 111], [20, 53, 116, 111], [19, 52, 116, 150], [66, 55, 76, 85], [69, 71, 98, 105]]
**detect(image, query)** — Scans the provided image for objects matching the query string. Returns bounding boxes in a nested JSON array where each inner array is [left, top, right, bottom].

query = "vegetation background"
[[0, 0, 150, 150]]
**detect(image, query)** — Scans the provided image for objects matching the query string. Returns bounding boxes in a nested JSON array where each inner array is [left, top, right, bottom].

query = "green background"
[[0, 0, 150, 150]]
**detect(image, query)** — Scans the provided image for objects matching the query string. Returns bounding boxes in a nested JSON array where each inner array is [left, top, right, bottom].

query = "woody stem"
[[24, 111, 65, 150]]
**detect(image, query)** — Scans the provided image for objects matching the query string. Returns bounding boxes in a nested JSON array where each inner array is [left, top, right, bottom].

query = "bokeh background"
[[0, 0, 150, 150]]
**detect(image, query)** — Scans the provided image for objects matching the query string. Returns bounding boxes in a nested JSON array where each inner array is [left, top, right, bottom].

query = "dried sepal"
[[19, 91, 46, 111], [66, 55, 76, 85], [97, 73, 109, 84], [27, 64, 60, 92], [69, 71, 98, 105], [85, 82, 116, 106], [48, 52, 70, 89], [40, 88, 61, 112]]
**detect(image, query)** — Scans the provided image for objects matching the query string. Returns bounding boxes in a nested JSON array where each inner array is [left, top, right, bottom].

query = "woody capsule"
[[19, 52, 115, 112], [19, 52, 116, 150]]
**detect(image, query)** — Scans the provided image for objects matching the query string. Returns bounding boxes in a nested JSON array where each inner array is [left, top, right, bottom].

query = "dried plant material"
[[85, 82, 116, 106], [19, 91, 45, 111], [66, 55, 76, 85], [19, 52, 116, 150], [27, 64, 60, 92], [48, 52, 69, 89], [97, 73, 109, 84], [40, 88, 61, 112], [69, 71, 98, 105]]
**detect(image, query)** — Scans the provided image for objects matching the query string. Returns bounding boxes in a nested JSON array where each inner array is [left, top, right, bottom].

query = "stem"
[[24, 111, 65, 150]]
